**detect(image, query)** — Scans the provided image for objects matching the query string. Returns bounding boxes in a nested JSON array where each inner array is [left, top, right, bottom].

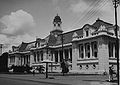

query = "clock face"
[[55, 34, 57, 37]]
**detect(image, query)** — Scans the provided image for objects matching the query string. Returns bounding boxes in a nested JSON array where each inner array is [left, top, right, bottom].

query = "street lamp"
[[112, 0, 119, 83]]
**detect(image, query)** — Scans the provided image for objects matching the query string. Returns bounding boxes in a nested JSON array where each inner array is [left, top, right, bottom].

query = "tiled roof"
[[18, 42, 28, 52], [48, 28, 83, 46], [12, 19, 115, 51], [47, 19, 114, 46], [62, 28, 83, 44], [47, 34, 57, 46], [18, 41, 36, 52]]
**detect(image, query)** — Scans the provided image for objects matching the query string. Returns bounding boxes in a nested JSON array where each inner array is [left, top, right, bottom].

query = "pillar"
[[53, 52, 55, 62], [58, 50, 60, 62], [30, 52, 34, 67], [83, 44, 85, 59], [68, 49, 71, 59], [63, 50, 65, 59], [98, 37, 109, 74], [8, 56, 10, 67], [43, 50, 47, 60], [90, 42, 92, 58], [72, 43, 79, 71], [113, 43, 115, 58]]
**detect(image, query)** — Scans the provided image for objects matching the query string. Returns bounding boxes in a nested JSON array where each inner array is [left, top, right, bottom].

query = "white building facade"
[[8, 15, 120, 74]]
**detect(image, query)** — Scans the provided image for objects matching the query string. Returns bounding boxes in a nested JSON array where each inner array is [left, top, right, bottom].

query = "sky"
[[0, 0, 120, 52]]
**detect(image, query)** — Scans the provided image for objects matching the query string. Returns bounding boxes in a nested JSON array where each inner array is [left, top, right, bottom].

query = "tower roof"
[[53, 14, 62, 23]]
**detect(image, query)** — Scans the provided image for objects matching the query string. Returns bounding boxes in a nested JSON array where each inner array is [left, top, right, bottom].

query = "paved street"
[[0, 77, 57, 85], [0, 73, 118, 85]]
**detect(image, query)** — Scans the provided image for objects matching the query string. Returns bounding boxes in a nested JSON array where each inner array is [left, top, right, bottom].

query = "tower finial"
[[57, 13, 58, 16], [53, 13, 62, 27], [50, 14, 63, 35]]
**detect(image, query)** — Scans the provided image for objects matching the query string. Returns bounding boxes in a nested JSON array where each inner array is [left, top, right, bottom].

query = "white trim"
[[77, 59, 98, 64]]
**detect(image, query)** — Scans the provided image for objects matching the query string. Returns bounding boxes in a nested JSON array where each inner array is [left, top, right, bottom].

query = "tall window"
[[85, 43, 90, 58], [55, 51, 58, 62], [60, 50, 63, 62], [40, 51, 43, 61], [86, 30, 89, 37], [79, 44, 84, 59], [92, 41, 98, 58], [34, 52, 36, 62], [65, 49, 69, 60], [37, 51, 39, 62], [108, 42, 113, 58]]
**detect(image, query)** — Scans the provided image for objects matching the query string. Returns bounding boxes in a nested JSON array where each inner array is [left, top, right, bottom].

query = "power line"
[[77, 0, 107, 26], [71, 0, 108, 28], [81, 0, 109, 24], [70, 0, 102, 28]]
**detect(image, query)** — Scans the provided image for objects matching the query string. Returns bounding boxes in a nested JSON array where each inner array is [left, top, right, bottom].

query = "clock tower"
[[50, 14, 63, 35]]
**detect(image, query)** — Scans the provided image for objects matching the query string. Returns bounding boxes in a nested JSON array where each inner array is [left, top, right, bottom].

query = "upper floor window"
[[34, 52, 36, 62], [86, 30, 89, 37], [79, 44, 84, 59], [37, 51, 40, 62], [55, 51, 58, 62], [94, 43, 97, 49], [108, 42, 114, 58], [40, 51, 43, 61]]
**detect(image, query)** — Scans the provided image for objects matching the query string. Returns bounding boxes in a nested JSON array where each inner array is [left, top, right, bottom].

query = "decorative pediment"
[[98, 25, 107, 31], [72, 32, 79, 38], [83, 25, 89, 31]]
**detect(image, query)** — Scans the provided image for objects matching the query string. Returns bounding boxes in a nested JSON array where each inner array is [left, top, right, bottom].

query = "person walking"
[[61, 59, 66, 76], [109, 66, 114, 81], [32, 69, 35, 76]]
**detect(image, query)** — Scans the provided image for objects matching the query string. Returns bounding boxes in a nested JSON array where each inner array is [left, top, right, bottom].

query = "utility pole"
[[112, 0, 119, 84], [61, 33, 65, 76], [61, 33, 64, 60], [0, 44, 3, 56]]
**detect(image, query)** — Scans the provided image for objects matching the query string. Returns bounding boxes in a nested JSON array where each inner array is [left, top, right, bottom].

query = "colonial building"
[[8, 15, 120, 74]]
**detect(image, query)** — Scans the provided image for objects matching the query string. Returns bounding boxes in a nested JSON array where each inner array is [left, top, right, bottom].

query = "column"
[[39, 51, 41, 62], [63, 50, 65, 59], [36, 52, 38, 62], [90, 42, 92, 58], [53, 52, 55, 62], [14, 54, 19, 66], [98, 37, 109, 74], [30, 52, 34, 67], [8, 56, 10, 67], [43, 50, 47, 60], [113, 43, 115, 58], [68, 49, 71, 60], [83, 44, 86, 59], [58, 50, 60, 62], [72, 43, 79, 71]]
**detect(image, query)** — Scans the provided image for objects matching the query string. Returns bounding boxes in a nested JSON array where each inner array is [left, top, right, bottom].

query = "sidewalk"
[[0, 73, 118, 85]]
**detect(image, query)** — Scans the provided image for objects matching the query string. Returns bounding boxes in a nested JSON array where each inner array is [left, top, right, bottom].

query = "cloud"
[[0, 10, 37, 52], [69, 0, 120, 27], [0, 10, 36, 36], [0, 33, 35, 52]]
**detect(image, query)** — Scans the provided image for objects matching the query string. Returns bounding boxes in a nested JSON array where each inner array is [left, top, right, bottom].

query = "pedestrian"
[[109, 66, 114, 81], [33, 69, 35, 76], [61, 59, 66, 76]]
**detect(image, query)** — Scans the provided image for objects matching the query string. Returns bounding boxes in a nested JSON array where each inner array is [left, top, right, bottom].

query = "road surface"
[[0, 77, 68, 85]]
